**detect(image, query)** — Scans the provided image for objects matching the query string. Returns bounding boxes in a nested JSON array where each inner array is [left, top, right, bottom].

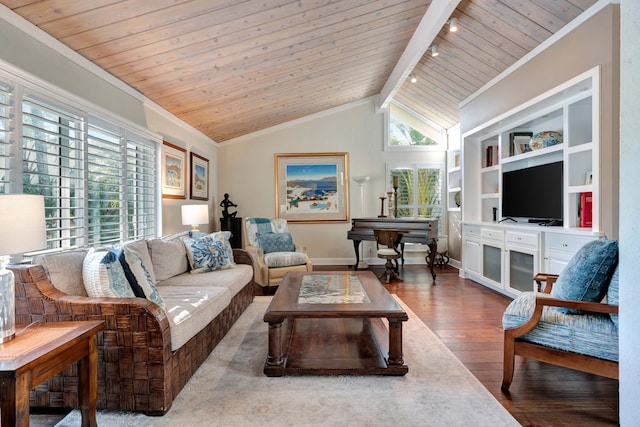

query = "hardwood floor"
[[315, 264, 620, 427]]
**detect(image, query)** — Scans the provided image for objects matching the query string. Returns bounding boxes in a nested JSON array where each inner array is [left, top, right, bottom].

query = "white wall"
[[218, 99, 446, 264], [619, 0, 640, 423]]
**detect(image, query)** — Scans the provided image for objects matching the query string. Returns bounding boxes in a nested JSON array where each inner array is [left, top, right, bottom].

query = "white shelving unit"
[[446, 149, 461, 212], [462, 67, 600, 232], [459, 67, 607, 297]]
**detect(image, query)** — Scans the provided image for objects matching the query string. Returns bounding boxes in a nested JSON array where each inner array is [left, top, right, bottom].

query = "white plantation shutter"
[[22, 95, 85, 250], [125, 132, 157, 240], [87, 119, 125, 245], [0, 81, 12, 194], [388, 163, 444, 234], [88, 117, 158, 244]]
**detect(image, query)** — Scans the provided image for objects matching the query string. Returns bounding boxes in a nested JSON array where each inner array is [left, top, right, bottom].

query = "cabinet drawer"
[[544, 233, 595, 253], [506, 231, 539, 248], [463, 225, 481, 239], [481, 228, 504, 242]]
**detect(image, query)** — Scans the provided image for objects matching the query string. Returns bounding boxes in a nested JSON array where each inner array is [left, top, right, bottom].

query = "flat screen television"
[[502, 161, 563, 221]]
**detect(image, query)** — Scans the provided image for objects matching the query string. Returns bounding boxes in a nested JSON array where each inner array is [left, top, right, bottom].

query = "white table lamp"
[[181, 204, 209, 231], [0, 194, 47, 343]]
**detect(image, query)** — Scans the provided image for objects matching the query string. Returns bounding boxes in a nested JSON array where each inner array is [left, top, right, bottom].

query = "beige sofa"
[[11, 231, 255, 415]]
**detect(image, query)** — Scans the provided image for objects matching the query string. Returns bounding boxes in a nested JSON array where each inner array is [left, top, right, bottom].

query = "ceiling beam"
[[376, 0, 461, 112]]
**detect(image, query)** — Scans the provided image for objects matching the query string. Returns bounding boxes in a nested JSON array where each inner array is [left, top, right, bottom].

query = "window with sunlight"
[[387, 103, 444, 150], [388, 163, 444, 234]]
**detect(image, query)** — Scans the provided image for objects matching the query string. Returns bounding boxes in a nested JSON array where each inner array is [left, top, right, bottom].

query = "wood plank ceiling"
[[1, 0, 597, 142]]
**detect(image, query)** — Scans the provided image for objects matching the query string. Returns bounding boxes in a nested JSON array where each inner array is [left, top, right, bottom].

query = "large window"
[[387, 163, 444, 234], [0, 73, 159, 252]]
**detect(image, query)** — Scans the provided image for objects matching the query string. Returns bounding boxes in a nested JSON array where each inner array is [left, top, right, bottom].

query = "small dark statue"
[[220, 193, 237, 218]]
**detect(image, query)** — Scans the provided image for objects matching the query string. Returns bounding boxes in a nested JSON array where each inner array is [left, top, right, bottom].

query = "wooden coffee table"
[[263, 271, 408, 377]]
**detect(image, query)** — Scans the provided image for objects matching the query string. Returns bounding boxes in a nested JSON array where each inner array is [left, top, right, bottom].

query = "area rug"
[[57, 296, 519, 427]]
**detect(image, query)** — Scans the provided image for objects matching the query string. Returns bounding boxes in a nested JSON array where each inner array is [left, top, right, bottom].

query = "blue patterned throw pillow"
[[121, 246, 165, 308], [182, 232, 235, 273], [551, 238, 618, 314], [256, 232, 295, 253]]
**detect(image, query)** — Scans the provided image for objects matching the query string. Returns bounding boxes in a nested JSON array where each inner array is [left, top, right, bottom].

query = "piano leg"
[[352, 240, 362, 270], [426, 239, 437, 283]]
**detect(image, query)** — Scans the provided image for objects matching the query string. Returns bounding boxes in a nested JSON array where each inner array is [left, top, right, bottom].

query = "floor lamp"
[[352, 176, 370, 269]]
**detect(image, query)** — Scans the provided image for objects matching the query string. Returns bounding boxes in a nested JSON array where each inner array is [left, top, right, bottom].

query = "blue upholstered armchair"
[[243, 217, 313, 288], [501, 238, 619, 391]]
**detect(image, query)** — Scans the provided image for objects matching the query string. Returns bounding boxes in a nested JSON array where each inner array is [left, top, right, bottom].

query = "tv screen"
[[502, 161, 563, 221]]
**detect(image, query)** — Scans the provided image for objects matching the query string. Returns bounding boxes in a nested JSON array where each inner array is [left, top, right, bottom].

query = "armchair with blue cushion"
[[243, 217, 313, 288], [501, 238, 619, 391]]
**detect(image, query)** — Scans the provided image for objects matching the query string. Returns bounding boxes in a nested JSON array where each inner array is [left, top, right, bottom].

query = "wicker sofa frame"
[[10, 248, 255, 416]]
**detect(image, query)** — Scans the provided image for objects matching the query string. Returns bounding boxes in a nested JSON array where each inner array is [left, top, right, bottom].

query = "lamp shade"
[[0, 194, 47, 255], [181, 204, 209, 227]]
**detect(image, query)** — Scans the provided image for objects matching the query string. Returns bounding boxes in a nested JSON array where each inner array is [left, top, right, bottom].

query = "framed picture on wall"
[[162, 141, 187, 199], [190, 152, 209, 201], [275, 152, 349, 223]]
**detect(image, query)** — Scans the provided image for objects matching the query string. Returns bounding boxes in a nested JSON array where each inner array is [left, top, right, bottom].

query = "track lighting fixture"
[[429, 44, 439, 57], [448, 17, 458, 32], [409, 73, 417, 83]]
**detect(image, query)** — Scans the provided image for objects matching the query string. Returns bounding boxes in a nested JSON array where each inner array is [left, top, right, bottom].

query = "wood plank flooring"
[[314, 264, 619, 427]]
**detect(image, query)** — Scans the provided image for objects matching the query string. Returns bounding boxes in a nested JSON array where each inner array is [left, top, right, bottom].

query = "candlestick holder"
[[393, 185, 399, 218], [378, 196, 387, 217], [387, 191, 393, 217]]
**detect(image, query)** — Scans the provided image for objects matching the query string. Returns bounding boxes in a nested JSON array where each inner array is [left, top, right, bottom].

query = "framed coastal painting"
[[190, 152, 209, 201], [162, 141, 187, 199], [275, 152, 349, 223]]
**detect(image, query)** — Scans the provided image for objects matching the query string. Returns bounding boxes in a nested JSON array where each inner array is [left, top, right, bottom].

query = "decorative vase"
[[530, 131, 563, 150]]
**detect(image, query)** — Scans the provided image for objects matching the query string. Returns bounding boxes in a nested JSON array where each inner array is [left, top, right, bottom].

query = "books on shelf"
[[579, 192, 593, 227], [485, 145, 499, 167]]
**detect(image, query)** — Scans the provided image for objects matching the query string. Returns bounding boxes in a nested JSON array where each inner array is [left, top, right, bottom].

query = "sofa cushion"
[[503, 292, 618, 362], [607, 266, 619, 328], [148, 233, 189, 282], [158, 264, 253, 297], [158, 284, 232, 351], [256, 232, 295, 253], [33, 249, 90, 296], [121, 246, 165, 308], [550, 238, 618, 313], [82, 249, 136, 298], [182, 232, 236, 273], [263, 251, 308, 268]]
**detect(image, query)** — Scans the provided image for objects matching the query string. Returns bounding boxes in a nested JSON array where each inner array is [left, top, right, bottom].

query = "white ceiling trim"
[[376, 0, 461, 112]]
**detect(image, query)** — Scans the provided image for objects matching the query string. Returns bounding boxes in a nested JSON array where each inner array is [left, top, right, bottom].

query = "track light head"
[[448, 17, 458, 32], [409, 73, 417, 83], [429, 44, 439, 57]]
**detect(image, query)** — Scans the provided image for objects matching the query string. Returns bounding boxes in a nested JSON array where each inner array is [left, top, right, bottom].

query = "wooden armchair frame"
[[502, 274, 619, 392]]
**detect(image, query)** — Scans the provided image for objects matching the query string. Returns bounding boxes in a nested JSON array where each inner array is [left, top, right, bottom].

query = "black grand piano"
[[347, 217, 439, 281]]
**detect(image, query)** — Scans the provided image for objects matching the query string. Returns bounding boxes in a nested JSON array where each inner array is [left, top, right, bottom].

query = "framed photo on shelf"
[[510, 132, 533, 156], [275, 152, 349, 223], [161, 141, 187, 199], [190, 152, 209, 201]]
